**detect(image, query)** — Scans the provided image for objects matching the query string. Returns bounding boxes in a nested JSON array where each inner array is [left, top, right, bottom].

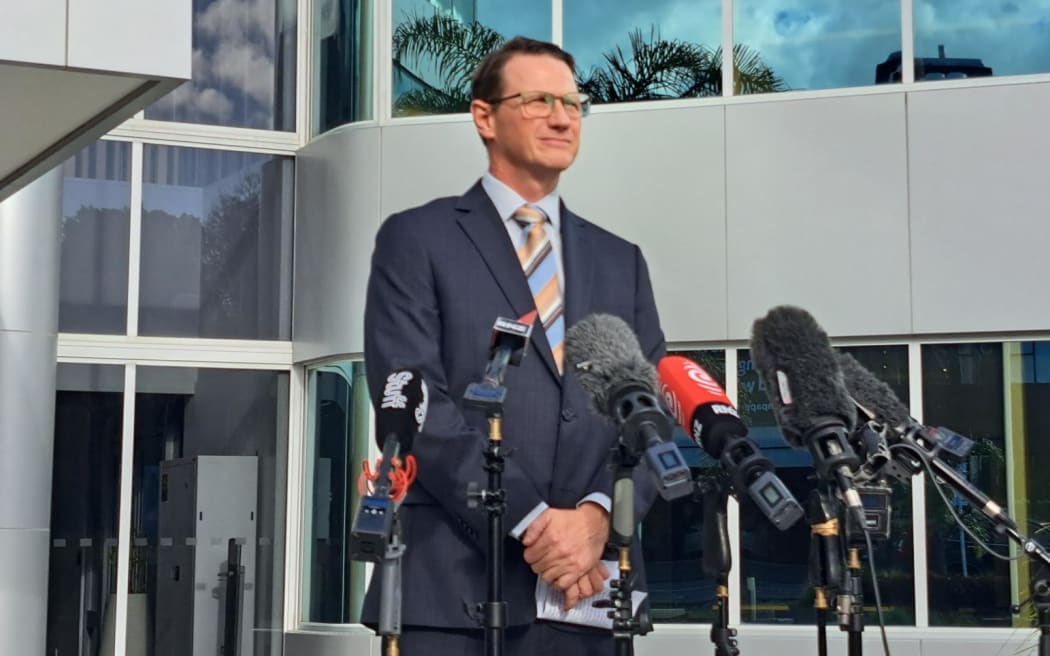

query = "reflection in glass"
[[735, 0, 901, 93], [641, 350, 723, 623], [133, 367, 288, 655], [314, 0, 374, 133], [1010, 341, 1050, 630], [914, 2, 1050, 81], [923, 343, 1010, 626], [139, 146, 293, 340], [60, 141, 132, 334], [565, 0, 726, 103], [391, 0, 550, 116], [738, 346, 914, 625], [301, 361, 372, 623], [46, 364, 124, 655], [146, 0, 297, 130]]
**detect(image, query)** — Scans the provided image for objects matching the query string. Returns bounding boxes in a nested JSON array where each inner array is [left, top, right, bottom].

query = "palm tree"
[[392, 13, 504, 115], [391, 15, 784, 114]]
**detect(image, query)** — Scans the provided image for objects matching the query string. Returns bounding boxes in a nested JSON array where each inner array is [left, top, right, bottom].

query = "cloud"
[[211, 41, 275, 107]]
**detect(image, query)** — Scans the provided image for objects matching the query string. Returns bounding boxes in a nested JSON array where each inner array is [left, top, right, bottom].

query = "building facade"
[[4, 1, 1050, 655]]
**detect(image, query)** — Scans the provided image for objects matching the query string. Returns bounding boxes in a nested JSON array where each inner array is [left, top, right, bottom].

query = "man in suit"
[[363, 36, 665, 654]]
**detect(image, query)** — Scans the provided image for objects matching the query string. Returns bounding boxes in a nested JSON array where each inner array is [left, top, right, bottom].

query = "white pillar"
[[0, 167, 62, 655]]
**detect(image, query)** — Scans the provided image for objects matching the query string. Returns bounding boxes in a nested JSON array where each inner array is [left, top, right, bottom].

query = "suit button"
[[561, 408, 576, 422]]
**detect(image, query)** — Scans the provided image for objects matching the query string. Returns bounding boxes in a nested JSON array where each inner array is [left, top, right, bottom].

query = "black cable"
[[890, 442, 1021, 562], [862, 525, 892, 656]]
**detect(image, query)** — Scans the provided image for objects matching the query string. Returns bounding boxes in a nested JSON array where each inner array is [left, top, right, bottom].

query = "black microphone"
[[657, 355, 803, 530], [564, 313, 693, 503], [749, 306, 865, 520], [463, 312, 535, 412], [834, 353, 1020, 531], [350, 369, 428, 562]]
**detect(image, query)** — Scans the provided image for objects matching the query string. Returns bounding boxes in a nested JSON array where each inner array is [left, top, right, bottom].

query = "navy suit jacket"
[[362, 181, 665, 628]]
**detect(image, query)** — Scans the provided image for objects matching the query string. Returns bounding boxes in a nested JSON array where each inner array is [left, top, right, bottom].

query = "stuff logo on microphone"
[[381, 371, 414, 410]]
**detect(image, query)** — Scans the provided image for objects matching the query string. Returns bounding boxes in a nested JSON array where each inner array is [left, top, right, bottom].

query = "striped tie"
[[513, 205, 564, 373]]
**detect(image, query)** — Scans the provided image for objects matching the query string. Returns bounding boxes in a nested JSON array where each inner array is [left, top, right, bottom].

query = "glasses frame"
[[485, 90, 591, 118]]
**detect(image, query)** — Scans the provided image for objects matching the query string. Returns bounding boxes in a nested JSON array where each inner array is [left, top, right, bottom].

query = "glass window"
[[47, 364, 124, 655], [301, 361, 372, 623], [131, 367, 288, 655], [146, 0, 298, 131], [565, 0, 724, 103], [923, 343, 1010, 626], [914, 2, 1050, 81], [1011, 341, 1050, 630], [734, 0, 901, 92], [60, 141, 131, 334], [738, 346, 914, 625], [391, 0, 551, 116], [314, 0, 374, 133], [642, 350, 724, 623], [139, 146, 294, 340]]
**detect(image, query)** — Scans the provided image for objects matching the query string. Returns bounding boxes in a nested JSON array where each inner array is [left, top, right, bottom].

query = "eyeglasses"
[[486, 91, 591, 118]]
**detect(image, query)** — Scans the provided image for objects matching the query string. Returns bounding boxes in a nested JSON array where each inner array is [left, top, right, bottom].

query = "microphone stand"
[[378, 514, 406, 656], [596, 443, 648, 656], [463, 315, 534, 656], [807, 488, 843, 656], [695, 475, 740, 656], [465, 413, 508, 656]]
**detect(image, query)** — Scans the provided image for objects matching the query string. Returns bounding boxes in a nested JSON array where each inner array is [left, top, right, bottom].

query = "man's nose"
[[547, 99, 572, 126]]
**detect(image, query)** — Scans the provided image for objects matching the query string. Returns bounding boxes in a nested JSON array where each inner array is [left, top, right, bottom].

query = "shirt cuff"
[[509, 501, 549, 540], [577, 492, 611, 514]]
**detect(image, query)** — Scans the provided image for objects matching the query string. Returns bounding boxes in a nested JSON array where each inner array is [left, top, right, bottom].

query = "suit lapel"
[[456, 182, 561, 382], [561, 205, 595, 330]]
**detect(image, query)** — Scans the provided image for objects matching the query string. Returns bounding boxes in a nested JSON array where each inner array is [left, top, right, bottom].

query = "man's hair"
[[471, 37, 576, 102]]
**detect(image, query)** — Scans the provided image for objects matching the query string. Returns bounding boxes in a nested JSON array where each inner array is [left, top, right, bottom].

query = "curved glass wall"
[[300, 361, 372, 623], [314, 0, 374, 132], [146, 0, 298, 130]]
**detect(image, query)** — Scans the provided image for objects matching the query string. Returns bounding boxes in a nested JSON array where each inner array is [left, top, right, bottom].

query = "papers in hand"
[[534, 560, 648, 629]]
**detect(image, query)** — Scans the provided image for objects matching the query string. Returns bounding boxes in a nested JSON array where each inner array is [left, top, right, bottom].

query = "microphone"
[[749, 306, 865, 520], [463, 312, 536, 412], [350, 369, 428, 562], [834, 353, 1019, 530], [657, 355, 803, 530], [564, 313, 692, 503]]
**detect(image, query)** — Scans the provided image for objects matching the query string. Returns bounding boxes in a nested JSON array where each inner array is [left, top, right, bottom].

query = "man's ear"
[[471, 99, 495, 141]]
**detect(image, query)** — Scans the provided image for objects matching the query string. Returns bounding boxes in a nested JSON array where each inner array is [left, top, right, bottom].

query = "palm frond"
[[392, 13, 504, 96], [394, 86, 472, 116]]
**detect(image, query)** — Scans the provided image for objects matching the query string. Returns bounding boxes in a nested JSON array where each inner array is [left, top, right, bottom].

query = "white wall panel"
[[293, 126, 381, 362], [725, 93, 912, 340], [379, 119, 487, 219], [0, 0, 65, 66], [67, 0, 191, 78], [564, 104, 727, 343], [908, 82, 1050, 333]]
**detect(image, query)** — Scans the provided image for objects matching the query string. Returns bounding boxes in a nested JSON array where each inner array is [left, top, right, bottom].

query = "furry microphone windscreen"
[[749, 305, 856, 446], [564, 313, 657, 417], [835, 352, 911, 428]]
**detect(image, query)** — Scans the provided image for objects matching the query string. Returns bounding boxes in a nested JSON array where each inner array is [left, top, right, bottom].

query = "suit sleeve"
[[364, 213, 547, 547], [580, 243, 666, 523]]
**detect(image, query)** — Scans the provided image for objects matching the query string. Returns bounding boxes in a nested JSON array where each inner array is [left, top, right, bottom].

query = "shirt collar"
[[481, 172, 561, 230]]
